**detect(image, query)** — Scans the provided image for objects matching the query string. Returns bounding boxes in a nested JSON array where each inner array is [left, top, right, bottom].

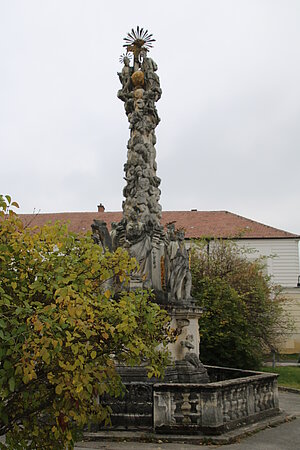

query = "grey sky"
[[1, 0, 300, 234]]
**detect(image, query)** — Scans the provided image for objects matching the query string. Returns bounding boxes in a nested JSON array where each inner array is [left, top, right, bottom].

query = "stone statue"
[[91, 220, 112, 252], [110, 222, 119, 251], [125, 221, 152, 286], [117, 56, 132, 91], [141, 50, 162, 101], [168, 229, 192, 302]]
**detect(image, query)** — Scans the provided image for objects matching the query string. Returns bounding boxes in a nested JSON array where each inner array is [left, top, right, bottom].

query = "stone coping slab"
[[81, 412, 294, 446]]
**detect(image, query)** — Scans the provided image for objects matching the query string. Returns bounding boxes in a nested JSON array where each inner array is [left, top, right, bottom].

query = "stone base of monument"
[[98, 296, 280, 434], [116, 360, 209, 385], [99, 366, 280, 434], [153, 367, 280, 435], [115, 297, 210, 385], [164, 360, 210, 383], [166, 298, 204, 367]]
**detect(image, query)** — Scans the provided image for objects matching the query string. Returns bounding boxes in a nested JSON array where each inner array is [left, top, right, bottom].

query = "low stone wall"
[[102, 382, 153, 429], [153, 366, 279, 434], [102, 366, 279, 434]]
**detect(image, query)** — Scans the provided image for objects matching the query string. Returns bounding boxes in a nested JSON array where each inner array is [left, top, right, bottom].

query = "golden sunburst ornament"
[[123, 26, 155, 56]]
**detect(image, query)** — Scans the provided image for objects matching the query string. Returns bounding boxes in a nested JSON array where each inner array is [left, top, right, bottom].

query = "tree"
[[0, 195, 171, 449], [191, 239, 293, 370]]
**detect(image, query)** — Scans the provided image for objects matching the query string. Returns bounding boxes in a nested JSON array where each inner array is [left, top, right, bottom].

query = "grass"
[[260, 366, 300, 389], [263, 353, 300, 362]]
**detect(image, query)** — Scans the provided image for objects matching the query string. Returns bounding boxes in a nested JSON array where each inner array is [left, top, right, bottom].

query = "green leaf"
[[0, 411, 8, 425], [71, 344, 79, 355], [4, 360, 12, 370], [42, 350, 50, 364], [9, 377, 15, 392]]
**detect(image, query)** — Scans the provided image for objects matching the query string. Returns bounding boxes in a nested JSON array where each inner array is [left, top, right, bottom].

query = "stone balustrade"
[[102, 366, 279, 434], [153, 366, 279, 434]]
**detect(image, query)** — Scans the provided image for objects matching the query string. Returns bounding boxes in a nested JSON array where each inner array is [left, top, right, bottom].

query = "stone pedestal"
[[167, 299, 203, 360], [163, 299, 209, 384]]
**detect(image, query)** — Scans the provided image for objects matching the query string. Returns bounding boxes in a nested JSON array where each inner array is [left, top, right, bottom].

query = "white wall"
[[234, 239, 300, 288]]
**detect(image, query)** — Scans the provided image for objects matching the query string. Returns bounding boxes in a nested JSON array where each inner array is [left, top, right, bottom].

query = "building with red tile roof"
[[19, 209, 299, 240], [18, 208, 300, 353]]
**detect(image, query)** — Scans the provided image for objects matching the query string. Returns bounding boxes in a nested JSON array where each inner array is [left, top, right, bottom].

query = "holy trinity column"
[[113, 27, 191, 301], [91, 27, 208, 383]]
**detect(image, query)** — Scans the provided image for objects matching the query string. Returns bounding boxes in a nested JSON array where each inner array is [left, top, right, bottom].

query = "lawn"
[[263, 353, 299, 362], [260, 366, 300, 389]]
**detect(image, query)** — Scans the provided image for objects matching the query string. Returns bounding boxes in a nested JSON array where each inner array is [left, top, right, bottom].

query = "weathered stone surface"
[[113, 29, 194, 305], [91, 27, 207, 383], [91, 219, 112, 252], [153, 367, 280, 434], [100, 367, 279, 434]]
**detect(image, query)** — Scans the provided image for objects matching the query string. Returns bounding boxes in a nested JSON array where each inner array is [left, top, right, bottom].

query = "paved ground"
[[75, 390, 300, 450]]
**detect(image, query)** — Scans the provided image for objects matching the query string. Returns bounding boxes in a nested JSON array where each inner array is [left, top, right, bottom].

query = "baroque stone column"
[[92, 27, 208, 384], [115, 29, 165, 295]]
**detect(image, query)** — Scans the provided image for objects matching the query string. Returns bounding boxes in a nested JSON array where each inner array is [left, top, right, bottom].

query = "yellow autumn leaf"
[[34, 319, 43, 332], [76, 307, 82, 318], [67, 304, 76, 318], [71, 344, 79, 355], [55, 384, 63, 395], [66, 430, 72, 441], [104, 289, 111, 299]]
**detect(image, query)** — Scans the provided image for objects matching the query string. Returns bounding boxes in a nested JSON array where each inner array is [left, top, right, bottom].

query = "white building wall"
[[234, 239, 300, 288]]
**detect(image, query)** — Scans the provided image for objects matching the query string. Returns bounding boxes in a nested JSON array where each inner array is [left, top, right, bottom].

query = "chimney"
[[97, 203, 105, 212]]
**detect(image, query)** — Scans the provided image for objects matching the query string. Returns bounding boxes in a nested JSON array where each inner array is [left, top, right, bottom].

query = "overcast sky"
[[1, 0, 300, 234]]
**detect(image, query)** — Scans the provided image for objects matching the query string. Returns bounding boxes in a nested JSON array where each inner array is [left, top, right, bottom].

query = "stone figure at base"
[[124, 220, 152, 287], [168, 229, 192, 302], [91, 220, 112, 252]]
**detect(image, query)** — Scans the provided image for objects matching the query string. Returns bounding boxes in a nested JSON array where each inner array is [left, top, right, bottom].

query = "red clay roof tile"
[[18, 211, 299, 239]]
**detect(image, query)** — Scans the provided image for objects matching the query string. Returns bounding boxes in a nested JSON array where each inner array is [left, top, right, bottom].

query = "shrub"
[[191, 239, 292, 369], [0, 195, 171, 449]]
